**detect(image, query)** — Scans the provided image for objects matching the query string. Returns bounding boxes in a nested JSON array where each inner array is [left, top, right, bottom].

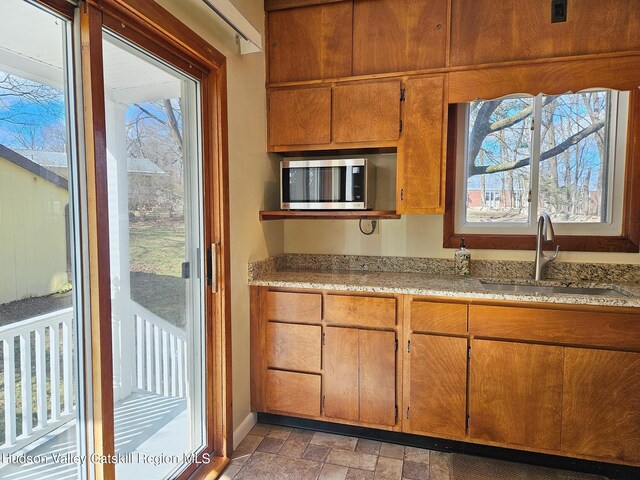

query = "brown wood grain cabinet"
[[332, 80, 402, 143], [251, 287, 640, 466], [268, 86, 332, 147], [324, 326, 397, 426], [404, 299, 468, 438], [397, 75, 448, 214], [266, 322, 322, 372], [267, 1, 352, 83], [406, 334, 467, 438], [469, 339, 564, 451], [266, 369, 322, 416], [562, 348, 640, 464], [324, 294, 396, 328], [450, 0, 640, 67], [352, 0, 448, 75]]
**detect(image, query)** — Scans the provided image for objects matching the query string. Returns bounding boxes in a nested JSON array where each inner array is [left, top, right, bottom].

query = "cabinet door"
[[267, 2, 352, 83], [450, 0, 640, 67], [268, 87, 331, 147], [324, 327, 359, 421], [469, 340, 563, 451], [333, 80, 401, 144], [407, 334, 467, 438], [324, 327, 397, 426], [562, 348, 640, 464], [397, 75, 447, 214], [359, 330, 396, 426], [353, 0, 448, 75]]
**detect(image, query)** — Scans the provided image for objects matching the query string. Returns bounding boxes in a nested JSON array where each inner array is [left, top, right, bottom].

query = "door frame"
[[36, 1, 232, 478]]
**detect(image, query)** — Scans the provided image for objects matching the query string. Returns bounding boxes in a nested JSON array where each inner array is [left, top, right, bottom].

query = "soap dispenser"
[[454, 238, 471, 276]]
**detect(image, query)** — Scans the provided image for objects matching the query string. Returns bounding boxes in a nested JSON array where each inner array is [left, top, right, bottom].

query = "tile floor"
[[221, 423, 608, 480]]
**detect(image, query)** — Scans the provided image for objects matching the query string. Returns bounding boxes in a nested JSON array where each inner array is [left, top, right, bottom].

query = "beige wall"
[[284, 215, 640, 264], [0, 159, 69, 304], [154, 0, 283, 432]]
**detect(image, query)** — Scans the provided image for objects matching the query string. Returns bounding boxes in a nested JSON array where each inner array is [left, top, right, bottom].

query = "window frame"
[[443, 90, 640, 252]]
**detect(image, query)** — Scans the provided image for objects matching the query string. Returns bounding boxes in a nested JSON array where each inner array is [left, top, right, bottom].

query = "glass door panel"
[[102, 32, 205, 479], [0, 1, 84, 478]]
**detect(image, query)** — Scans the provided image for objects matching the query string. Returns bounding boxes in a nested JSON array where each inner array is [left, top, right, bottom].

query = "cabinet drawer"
[[411, 300, 467, 335], [266, 369, 321, 417], [266, 322, 321, 372], [325, 294, 396, 328], [267, 291, 322, 324], [469, 305, 640, 351]]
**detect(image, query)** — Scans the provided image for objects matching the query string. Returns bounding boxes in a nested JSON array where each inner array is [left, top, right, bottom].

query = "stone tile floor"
[[221, 423, 608, 480]]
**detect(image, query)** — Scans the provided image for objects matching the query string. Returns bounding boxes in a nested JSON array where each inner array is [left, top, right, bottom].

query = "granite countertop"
[[248, 255, 640, 308]]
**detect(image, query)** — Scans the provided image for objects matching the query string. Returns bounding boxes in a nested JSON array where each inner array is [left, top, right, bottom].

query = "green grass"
[[129, 218, 185, 277]]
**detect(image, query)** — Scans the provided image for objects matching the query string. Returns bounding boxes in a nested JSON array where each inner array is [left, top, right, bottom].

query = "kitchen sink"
[[479, 281, 628, 297]]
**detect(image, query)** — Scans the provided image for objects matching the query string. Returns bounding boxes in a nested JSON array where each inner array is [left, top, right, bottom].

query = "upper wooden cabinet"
[[397, 75, 447, 214], [267, 2, 353, 83], [333, 80, 402, 143], [450, 0, 640, 67], [352, 0, 448, 75], [268, 86, 332, 147]]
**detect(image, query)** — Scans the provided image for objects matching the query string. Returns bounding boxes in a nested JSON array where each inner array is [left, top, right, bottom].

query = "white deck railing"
[[0, 308, 75, 453], [0, 303, 186, 454], [132, 302, 187, 399]]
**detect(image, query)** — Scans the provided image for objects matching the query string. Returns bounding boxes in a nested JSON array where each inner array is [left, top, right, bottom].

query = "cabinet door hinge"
[[395, 338, 398, 352], [400, 88, 406, 102], [323, 395, 326, 410], [468, 345, 471, 359], [322, 332, 326, 346], [407, 339, 411, 353], [467, 415, 471, 429], [395, 405, 398, 421], [406, 406, 410, 419], [399, 119, 403, 132]]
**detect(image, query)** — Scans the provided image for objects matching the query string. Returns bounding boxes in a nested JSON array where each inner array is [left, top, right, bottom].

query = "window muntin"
[[456, 90, 628, 236]]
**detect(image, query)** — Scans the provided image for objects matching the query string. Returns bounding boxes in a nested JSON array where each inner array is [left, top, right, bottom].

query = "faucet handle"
[[546, 245, 560, 262]]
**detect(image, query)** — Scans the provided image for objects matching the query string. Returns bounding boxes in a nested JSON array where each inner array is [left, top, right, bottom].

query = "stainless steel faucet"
[[533, 213, 560, 281]]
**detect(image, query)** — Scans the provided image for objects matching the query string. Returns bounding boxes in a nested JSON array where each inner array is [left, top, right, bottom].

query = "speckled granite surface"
[[248, 254, 640, 308]]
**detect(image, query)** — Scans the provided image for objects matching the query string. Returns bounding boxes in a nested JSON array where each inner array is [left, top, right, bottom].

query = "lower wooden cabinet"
[[562, 348, 640, 464], [251, 287, 640, 466], [266, 369, 321, 417], [406, 334, 467, 438], [468, 339, 564, 451], [324, 327, 396, 426]]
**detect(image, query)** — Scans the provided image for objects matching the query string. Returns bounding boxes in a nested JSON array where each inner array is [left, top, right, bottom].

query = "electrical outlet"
[[551, 0, 567, 23]]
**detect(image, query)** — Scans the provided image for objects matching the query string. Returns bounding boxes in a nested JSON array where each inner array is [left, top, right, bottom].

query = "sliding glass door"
[[102, 32, 206, 479], [1, 2, 227, 478], [0, 1, 85, 478]]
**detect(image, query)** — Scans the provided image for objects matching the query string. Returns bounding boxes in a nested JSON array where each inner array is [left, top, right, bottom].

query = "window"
[[455, 90, 629, 237]]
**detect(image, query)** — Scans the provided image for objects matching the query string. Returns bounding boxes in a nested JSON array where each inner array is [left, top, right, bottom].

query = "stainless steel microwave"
[[280, 158, 376, 210]]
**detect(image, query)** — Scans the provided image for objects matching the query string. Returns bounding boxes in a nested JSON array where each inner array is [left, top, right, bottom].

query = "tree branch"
[[469, 120, 605, 177]]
